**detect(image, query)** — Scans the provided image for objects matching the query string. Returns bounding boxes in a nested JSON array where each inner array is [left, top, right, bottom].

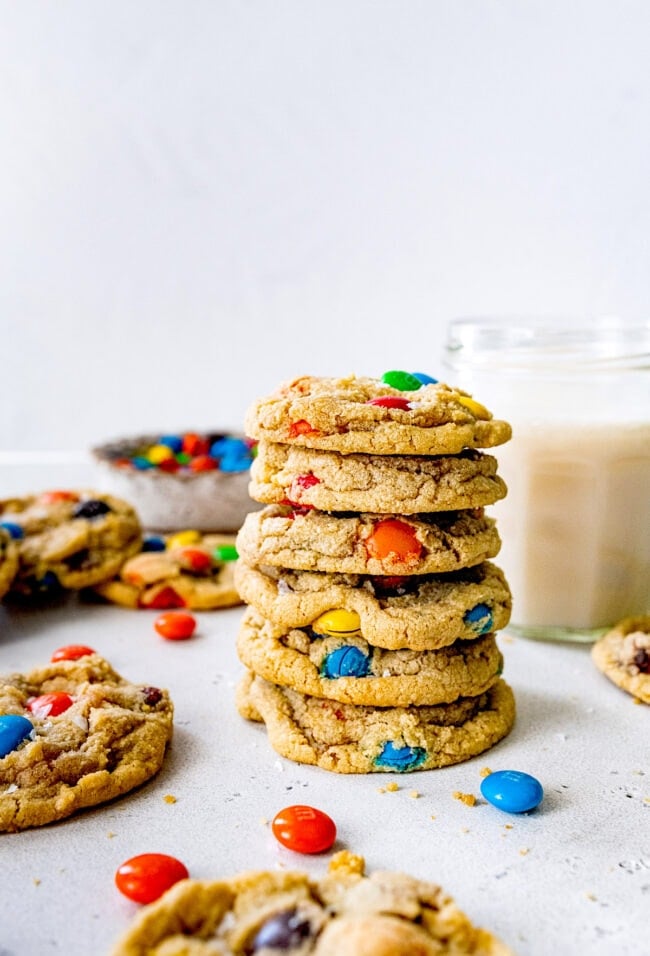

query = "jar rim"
[[444, 316, 650, 370]]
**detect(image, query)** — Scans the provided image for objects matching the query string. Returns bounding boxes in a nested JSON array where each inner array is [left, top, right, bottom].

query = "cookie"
[[249, 442, 508, 514], [591, 615, 650, 703], [110, 850, 513, 955], [237, 671, 515, 773], [244, 373, 512, 456], [236, 506, 500, 576], [0, 652, 173, 831], [234, 560, 512, 651], [237, 608, 503, 707], [0, 526, 19, 600], [0, 490, 142, 598], [93, 533, 242, 610]]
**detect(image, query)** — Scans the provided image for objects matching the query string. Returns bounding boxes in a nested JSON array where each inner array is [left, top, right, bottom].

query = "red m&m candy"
[[50, 645, 96, 662], [271, 805, 337, 854], [27, 693, 74, 718], [154, 611, 197, 640], [38, 490, 79, 505], [366, 396, 412, 411], [115, 853, 189, 904]]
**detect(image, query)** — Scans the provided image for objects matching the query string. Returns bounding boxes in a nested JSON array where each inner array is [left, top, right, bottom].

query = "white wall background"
[[1, 0, 649, 451]]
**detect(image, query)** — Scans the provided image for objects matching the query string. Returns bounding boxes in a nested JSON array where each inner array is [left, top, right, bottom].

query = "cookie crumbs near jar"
[[163, 794, 177, 804]]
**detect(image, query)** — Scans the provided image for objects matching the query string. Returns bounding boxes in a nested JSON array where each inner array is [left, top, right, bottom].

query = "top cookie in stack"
[[235, 371, 516, 773]]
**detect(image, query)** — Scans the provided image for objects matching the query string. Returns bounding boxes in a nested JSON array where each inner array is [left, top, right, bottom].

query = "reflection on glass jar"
[[443, 317, 650, 642]]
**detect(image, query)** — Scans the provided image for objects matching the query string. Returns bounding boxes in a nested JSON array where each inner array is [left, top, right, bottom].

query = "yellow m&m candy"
[[311, 609, 361, 637]]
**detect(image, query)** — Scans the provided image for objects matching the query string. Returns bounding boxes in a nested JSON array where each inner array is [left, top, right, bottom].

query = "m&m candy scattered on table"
[[480, 770, 544, 814], [271, 805, 337, 854], [107, 433, 256, 475], [114, 853, 189, 904], [154, 611, 197, 641]]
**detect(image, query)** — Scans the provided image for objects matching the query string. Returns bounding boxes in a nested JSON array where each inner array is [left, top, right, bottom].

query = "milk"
[[492, 420, 650, 634], [442, 315, 650, 640]]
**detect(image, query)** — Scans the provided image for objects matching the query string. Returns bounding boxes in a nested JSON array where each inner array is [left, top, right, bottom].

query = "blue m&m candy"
[[464, 603, 493, 635], [142, 535, 166, 552], [374, 741, 426, 772], [411, 372, 438, 385], [0, 521, 24, 540], [0, 714, 34, 758], [480, 770, 544, 813], [321, 646, 370, 679]]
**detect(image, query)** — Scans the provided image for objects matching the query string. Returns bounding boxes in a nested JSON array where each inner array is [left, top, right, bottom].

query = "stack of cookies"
[[235, 372, 516, 774]]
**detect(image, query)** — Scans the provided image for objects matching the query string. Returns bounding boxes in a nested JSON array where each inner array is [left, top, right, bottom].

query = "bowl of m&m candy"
[[92, 431, 260, 533]]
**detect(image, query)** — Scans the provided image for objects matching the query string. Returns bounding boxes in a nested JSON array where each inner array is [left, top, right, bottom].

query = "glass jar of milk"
[[443, 317, 650, 642]]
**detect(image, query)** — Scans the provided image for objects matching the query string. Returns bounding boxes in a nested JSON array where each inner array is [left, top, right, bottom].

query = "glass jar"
[[443, 317, 650, 642]]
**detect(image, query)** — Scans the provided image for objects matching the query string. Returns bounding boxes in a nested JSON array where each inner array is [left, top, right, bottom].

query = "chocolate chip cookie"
[[0, 526, 19, 600], [236, 506, 500, 576], [245, 373, 511, 456], [110, 850, 513, 955], [237, 671, 515, 774], [237, 608, 503, 707], [0, 490, 142, 599], [591, 615, 650, 703], [0, 651, 173, 831], [234, 560, 511, 651], [93, 532, 241, 610], [249, 442, 508, 513]]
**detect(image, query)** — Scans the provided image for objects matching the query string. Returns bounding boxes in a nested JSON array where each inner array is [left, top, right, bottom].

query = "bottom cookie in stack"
[[236, 669, 515, 775]]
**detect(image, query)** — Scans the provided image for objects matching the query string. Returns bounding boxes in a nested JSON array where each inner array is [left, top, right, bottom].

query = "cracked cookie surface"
[[249, 442, 508, 514], [93, 533, 241, 610], [110, 850, 513, 955], [236, 505, 500, 576], [237, 608, 503, 707], [591, 615, 650, 703], [237, 671, 515, 774], [245, 374, 512, 456], [234, 560, 511, 650], [0, 653, 173, 831], [0, 490, 142, 599]]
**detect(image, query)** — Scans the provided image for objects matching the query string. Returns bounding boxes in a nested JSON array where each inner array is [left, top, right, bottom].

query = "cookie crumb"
[[453, 791, 477, 807], [430, 815, 436, 821], [377, 786, 386, 794], [460, 827, 470, 834], [259, 817, 268, 826], [32, 877, 41, 886], [585, 892, 597, 901], [519, 848, 530, 856], [480, 766, 492, 778], [408, 790, 420, 799], [107, 831, 115, 839], [504, 824, 514, 830], [329, 850, 365, 876], [163, 794, 177, 804]]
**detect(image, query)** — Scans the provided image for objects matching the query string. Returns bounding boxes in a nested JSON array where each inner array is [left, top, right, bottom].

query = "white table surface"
[[1, 460, 648, 956]]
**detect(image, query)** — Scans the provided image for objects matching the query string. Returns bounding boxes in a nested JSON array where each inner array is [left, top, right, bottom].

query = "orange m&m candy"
[[366, 519, 422, 565]]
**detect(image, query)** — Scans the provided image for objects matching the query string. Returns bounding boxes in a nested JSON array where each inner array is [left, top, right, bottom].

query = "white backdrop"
[[1, 0, 649, 451]]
